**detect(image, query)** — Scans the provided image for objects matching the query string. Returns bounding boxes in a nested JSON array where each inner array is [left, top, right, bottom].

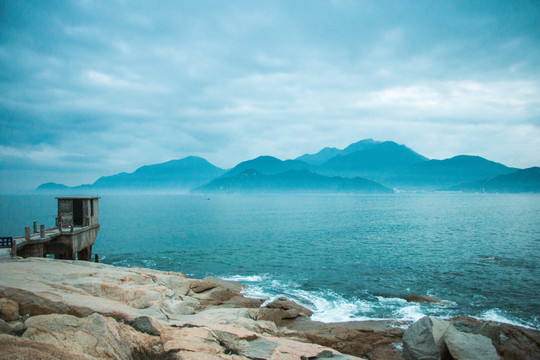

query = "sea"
[[1, 193, 539, 329]]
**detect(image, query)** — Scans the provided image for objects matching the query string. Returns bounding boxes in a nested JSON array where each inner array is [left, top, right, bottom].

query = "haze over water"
[[2, 193, 539, 329]]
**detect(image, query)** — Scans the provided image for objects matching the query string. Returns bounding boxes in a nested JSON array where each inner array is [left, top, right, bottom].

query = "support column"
[[33, 221, 38, 233], [10, 239, 16, 258], [40, 224, 45, 238], [77, 246, 93, 261], [25, 227, 31, 242]]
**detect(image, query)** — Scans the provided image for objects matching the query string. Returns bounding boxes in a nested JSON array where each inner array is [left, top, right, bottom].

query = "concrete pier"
[[5, 197, 100, 260]]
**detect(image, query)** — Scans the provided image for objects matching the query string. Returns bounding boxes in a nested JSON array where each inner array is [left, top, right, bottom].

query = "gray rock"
[[402, 316, 453, 360], [128, 316, 161, 336], [213, 329, 277, 359], [445, 328, 500, 360]]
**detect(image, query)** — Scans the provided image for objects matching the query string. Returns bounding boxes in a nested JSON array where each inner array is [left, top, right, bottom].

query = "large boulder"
[[403, 316, 501, 360], [451, 316, 540, 360], [22, 313, 158, 359], [498, 323, 540, 360], [402, 316, 453, 359], [444, 328, 500, 360]]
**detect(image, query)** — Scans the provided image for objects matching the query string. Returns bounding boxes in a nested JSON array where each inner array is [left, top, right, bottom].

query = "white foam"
[[221, 274, 267, 282], [476, 309, 537, 329]]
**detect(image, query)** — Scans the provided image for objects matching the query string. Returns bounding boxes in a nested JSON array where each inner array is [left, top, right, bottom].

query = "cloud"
[[1, 0, 539, 192]]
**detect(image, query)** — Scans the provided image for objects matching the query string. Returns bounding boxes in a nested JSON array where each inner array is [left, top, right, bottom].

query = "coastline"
[[0, 257, 538, 359]]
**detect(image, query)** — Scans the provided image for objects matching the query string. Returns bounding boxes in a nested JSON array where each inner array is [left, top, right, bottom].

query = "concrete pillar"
[[10, 239, 16, 258], [95, 253, 99, 263], [25, 227, 31, 242], [33, 221, 38, 233], [40, 224, 45, 238], [70, 225, 74, 233]]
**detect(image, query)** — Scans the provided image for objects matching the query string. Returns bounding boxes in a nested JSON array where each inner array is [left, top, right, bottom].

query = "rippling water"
[[1, 193, 539, 328]]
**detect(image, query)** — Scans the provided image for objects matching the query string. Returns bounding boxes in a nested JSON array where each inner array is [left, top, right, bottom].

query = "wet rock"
[[406, 294, 442, 303], [498, 323, 540, 360], [264, 296, 314, 317]]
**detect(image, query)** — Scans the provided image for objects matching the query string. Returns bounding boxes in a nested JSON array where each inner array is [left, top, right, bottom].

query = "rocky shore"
[[0, 258, 538, 360]]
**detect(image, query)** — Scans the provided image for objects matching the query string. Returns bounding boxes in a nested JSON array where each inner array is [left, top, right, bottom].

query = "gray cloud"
[[1, 0, 539, 192]]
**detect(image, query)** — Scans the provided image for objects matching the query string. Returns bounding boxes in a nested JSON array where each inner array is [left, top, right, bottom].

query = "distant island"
[[36, 139, 540, 194], [193, 169, 393, 194]]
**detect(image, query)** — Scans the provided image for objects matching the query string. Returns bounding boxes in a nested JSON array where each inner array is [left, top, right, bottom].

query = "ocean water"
[[1, 193, 539, 329]]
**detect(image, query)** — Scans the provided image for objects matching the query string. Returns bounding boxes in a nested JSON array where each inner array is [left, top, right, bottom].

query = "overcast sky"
[[1, 0, 539, 192]]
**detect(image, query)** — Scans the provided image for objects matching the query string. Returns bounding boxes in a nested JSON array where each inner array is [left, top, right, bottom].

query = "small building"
[[12, 197, 101, 260], [57, 197, 100, 228]]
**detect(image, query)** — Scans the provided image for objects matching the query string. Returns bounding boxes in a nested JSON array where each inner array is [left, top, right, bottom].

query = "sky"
[[1, 0, 540, 192]]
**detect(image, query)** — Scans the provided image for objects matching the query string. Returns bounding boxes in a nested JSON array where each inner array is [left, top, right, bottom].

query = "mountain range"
[[36, 139, 540, 194]]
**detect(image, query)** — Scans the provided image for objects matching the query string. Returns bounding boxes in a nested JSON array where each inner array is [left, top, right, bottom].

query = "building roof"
[[56, 197, 101, 200]]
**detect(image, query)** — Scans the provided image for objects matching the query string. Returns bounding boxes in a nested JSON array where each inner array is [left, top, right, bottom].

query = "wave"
[[221, 274, 456, 324], [476, 308, 537, 330], [220, 273, 539, 330]]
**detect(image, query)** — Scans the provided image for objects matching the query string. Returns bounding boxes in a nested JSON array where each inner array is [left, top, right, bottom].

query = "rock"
[[23, 313, 158, 359], [402, 316, 453, 360], [406, 294, 442, 303], [498, 322, 540, 360], [192, 286, 238, 306], [444, 327, 500, 360], [264, 296, 314, 317], [223, 295, 266, 308], [282, 317, 404, 360], [160, 326, 241, 355], [0, 333, 93, 360], [451, 316, 501, 346], [128, 316, 162, 336], [203, 276, 246, 293], [189, 279, 217, 293], [451, 316, 540, 359], [0, 298, 19, 322], [162, 299, 196, 315], [213, 329, 277, 359], [0, 318, 25, 336]]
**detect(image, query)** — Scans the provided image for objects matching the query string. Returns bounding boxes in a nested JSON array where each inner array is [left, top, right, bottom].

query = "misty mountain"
[[35, 182, 71, 192], [296, 139, 381, 165], [221, 156, 313, 177], [318, 141, 428, 179], [194, 169, 393, 194], [448, 167, 540, 193], [389, 155, 517, 190], [36, 156, 225, 192]]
